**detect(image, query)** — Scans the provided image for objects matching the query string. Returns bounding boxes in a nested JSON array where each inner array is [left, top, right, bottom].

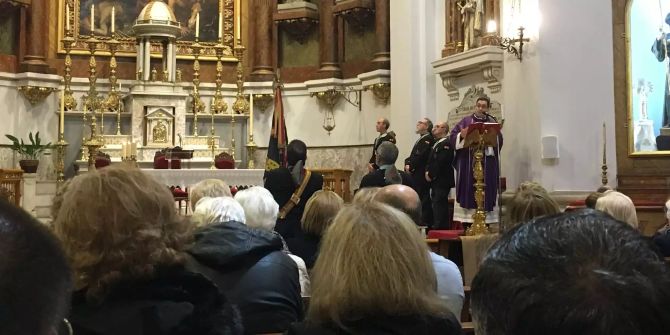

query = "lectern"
[[462, 122, 502, 236]]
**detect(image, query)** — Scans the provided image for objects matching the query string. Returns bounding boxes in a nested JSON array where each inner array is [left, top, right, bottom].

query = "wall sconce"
[[252, 93, 274, 112], [18, 86, 56, 106], [484, 20, 530, 62]]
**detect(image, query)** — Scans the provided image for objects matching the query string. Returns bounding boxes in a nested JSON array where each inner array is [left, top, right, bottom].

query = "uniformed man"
[[368, 117, 396, 171], [426, 121, 455, 229], [404, 117, 435, 227]]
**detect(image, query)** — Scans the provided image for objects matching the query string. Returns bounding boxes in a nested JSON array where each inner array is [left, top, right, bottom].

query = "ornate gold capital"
[[18, 86, 56, 106], [253, 94, 274, 112], [364, 83, 391, 105], [311, 89, 342, 109]]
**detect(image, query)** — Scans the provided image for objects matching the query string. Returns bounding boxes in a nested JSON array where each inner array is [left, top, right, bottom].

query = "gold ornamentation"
[[17, 86, 56, 106], [153, 121, 168, 143], [364, 83, 391, 105], [104, 34, 122, 135], [253, 94, 274, 112], [311, 89, 342, 109], [466, 130, 490, 236], [191, 40, 205, 136], [55, 133, 68, 187], [246, 134, 257, 169], [62, 35, 77, 110]]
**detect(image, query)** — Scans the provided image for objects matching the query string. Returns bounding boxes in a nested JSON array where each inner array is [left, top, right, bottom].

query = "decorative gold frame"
[[625, 0, 670, 156], [56, 0, 241, 61]]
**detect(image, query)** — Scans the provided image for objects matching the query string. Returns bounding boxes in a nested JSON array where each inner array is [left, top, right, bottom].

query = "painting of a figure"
[[77, 0, 221, 41], [629, 0, 670, 153]]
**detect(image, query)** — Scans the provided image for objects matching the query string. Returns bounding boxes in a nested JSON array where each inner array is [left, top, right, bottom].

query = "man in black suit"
[[368, 117, 396, 171], [264, 139, 324, 239], [426, 121, 455, 229], [405, 117, 435, 226]]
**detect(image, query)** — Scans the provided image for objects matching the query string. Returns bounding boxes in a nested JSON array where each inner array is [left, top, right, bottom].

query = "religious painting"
[[57, 0, 238, 60], [627, 0, 670, 154]]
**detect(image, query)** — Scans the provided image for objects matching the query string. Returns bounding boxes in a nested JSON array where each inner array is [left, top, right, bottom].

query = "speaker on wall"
[[541, 135, 559, 159]]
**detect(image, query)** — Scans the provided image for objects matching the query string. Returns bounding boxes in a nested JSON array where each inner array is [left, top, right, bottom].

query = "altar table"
[[143, 169, 265, 188]]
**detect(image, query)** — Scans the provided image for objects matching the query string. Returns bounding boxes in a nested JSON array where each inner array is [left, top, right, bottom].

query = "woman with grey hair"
[[185, 196, 303, 334], [235, 186, 311, 296]]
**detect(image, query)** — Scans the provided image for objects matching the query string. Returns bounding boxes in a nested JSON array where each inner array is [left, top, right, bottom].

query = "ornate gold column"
[[249, 0, 275, 82], [371, 0, 390, 69], [20, 0, 50, 73], [314, 0, 341, 79]]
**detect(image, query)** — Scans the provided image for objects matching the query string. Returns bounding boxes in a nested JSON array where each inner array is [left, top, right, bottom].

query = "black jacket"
[[68, 266, 243, 335], [185, 221, 303, 334], [426, 137, 455, 189], [286, 232, 321, 269], [369, 132, 397, 165], [359, 169, 416, 189], [286, 313, 462, 335], [404, 133, 435, 189], [264, 167, 324, 239]]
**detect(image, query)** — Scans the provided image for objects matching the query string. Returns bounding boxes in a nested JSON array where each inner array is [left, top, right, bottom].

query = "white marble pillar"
[[143, 39, 151, 81], [162, 40, 168, 79], [167, 41, 174, 82], [171, 40, 177, 82], [136, 38, 143, 80]]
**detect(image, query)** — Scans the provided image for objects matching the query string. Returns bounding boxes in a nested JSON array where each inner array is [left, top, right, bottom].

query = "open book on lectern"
[[463, 122, 502, 148]]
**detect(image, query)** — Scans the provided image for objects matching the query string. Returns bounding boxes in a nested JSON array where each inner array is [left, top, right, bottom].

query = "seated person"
[[287, 203, 461, 335], [505, 183, 560, 231], [235, 186, 311, 295], [360, 141, 415, 189], [51, 165, 242, 335], [285, 190, 344, 269], [265, 139, 324, 239], [0, 199, 72, 335], [472, 209, 670, 334], [595, 190, 638, 228], [189, 178, 232, 211], [186, 196, 303, 334]]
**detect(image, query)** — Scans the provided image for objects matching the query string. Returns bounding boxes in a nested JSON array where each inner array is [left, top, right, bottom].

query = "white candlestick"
[[235, 10, 240, 41], [59, 89, 65, 135], [91, 4, 95, 33], [249, 94, 254, 136], [218, 14, 223, 39], [121, 143, 126, 158], [195, 12, 200, 39], [111, 6, 115, 33], [603, 122, 606, 165], [500, 103, 505, 121], [131, 142, 137, 157], [66, 5, 70, 32]]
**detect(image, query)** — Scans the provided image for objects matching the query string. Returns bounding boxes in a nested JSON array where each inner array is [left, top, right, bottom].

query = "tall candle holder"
[[55, 133, 68, 186], [191, 39, 205, 136], [246, 134, 257, 169], [105, 34, 122, 135], [210, 40, 228, 169], [82, 36, 102, 143], [232, 43, 249, 163]]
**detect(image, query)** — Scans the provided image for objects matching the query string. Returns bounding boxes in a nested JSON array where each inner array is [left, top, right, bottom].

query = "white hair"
[[191, 197, 246, 227], [595, 191, 638, 228], [234, 186, 279, 231]]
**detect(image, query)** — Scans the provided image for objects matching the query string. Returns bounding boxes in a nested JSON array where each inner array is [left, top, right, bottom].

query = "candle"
[[59, 89, 65, 135], [249, 93, 254, 136], [111, 6, 115, 33], [235, 8, 240, 41], [218, 13, 223, 39], [65, 5, 70, 32], [195, 12, 200, 39], [91, 4, 95, 33], [602, 122, 606, 165], [131, 142, 137, 157], [121, 142, 126, 158]]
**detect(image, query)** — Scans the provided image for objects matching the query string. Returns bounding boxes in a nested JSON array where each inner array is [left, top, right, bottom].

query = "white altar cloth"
[[143, 169, 265, 188]]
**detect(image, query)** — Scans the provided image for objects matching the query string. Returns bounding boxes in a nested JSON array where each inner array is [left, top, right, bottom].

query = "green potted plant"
[[5, 131, 52, 173]]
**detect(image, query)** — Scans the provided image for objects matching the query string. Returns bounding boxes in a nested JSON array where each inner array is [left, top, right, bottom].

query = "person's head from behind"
[[374, 184, 422, 225], [287, 139, 307, 166], [584, 192, 602, 209], [190, 178, 232, 210], [301, 190, 343, 237], [235, 186, 278, 231], [352, 186, 381, 204], [471, 209, 670, 335], [0, 200, 72, 335], [506, 185, 560, 230], [376, 141, 399, 166], [308, 203, 446, 326], [52, 165, 190, 302], [595, 191, 638, 228], [192, 197, 246, 228]]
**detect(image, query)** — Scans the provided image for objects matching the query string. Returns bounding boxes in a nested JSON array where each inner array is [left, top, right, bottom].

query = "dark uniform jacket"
[[369, 132, 397, 165], [404, 133, 435, 190], [426, 137, 455, 189]]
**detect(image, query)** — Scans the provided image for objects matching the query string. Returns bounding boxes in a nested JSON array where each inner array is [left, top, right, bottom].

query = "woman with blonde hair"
[[286, 202, 460, 334], [505, 184, 560, 231], [595, 190, 639, 228], [52, 166, 242, 335], [286, 190, 344, 269]]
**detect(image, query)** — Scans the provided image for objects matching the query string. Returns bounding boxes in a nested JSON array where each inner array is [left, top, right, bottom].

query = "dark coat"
[[185, 221, 303, 335], [426, 137, 455, 189], [68, 266, 243, 335], [286, 232, 321, 269], [359, 169, 416, 190], [264, 167, 324, 239], [653, 227, 670, 257], [404, 133, 435, 191], [369, 132, 397, 165], [286, 313, 462, 335]]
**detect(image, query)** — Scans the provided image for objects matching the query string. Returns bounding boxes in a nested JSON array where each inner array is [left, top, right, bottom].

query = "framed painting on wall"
[[57, 0, 239, 60]]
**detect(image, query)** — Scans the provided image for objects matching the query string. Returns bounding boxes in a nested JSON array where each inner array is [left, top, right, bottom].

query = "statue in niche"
[[153, 121, 168, 143], [176, 68, 182, 82], [151, 67, 158, 81], [458, 0, 484, 51]]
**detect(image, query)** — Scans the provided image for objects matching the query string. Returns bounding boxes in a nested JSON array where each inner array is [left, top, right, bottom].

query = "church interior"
[[2, 0, 670, 334]]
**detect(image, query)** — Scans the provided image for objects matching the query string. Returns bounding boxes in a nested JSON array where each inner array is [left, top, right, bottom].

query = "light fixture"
[[484, 20, 530, 62]]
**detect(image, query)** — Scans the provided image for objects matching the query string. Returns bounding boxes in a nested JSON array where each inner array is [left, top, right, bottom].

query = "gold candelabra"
[[82, 35, 103, 169], [466, 130, 490, 236], [105, 33, 122, 135], [191, 39, 205, 136], [232, 43, 249, 163], [246, 134, 257, 169], [210, 40, 228, 169], [62, 28, 77, 111], [55, 132, 68, 187]]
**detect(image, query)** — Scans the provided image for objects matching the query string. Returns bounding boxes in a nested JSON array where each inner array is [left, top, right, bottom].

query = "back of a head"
[[287, 139, 307, 166], [584, 192, 603, 209], [374, 184, 422, 225], [0, 200, 72, 335], [472, 209, 670, 335], [190, 178, 232, 210], [192, 196, 246, 227], [506, 186, 560, 230], [595, 191, 638, 228], [235, 186, 278, 231], [301, 190, 344, 236], [52, 165, 190, 301], [352, 186, 381, 204], [308, 202, 445, 326], [376, 141, 399, 166]]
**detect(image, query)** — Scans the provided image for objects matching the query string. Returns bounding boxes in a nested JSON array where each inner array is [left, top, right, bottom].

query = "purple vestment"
[[449, 114, 503, 211]]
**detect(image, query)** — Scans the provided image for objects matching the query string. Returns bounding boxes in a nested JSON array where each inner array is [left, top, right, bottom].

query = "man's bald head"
[[374, 184, 422, 225]]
